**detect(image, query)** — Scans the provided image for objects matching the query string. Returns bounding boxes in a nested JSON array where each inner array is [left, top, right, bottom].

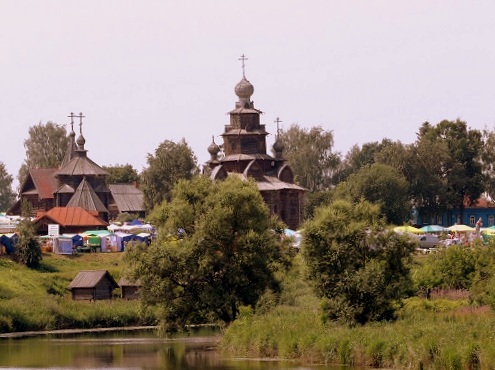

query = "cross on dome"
[[274, 117, 282, 137], [67, 112, 76, 132], [239, 54, 248, 78], [77, 112, 85, 134]]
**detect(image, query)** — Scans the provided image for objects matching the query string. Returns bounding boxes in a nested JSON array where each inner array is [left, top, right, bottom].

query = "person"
[[476, 217, 483, 234]]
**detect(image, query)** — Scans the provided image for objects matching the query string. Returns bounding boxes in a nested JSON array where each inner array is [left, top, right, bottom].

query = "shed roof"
[[108, 184, 145, 212], [68, 270, 119, 289], [118, 277, 141, 287]]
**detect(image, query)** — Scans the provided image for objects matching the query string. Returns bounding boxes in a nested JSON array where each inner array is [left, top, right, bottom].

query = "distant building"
[[33, 206, 108, 234], [68, 270, 119, 301], [119, 277, 141, 300], [8, 113, 145, 229], [204, 59, 305, 230], [108, 183, 145, 219], [417, 195, 495, 228]]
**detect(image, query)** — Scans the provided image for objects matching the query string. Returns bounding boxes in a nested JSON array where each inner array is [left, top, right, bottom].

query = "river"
[[0, 328, 349, 369]]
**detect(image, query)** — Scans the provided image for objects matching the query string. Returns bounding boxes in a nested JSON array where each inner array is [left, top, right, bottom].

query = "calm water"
[[0, 329, 348, 369]]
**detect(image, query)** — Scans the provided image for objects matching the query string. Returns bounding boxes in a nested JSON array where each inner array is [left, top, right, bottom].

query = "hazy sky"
[[2, 1, 495, 187]]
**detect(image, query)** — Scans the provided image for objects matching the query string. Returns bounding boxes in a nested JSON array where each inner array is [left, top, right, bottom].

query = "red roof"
[[28, 169, 58, 199], [34, 207, 108, 227]]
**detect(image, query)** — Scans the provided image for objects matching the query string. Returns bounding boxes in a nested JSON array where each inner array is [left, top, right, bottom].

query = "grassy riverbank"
[[221, 254, 495, 369], [0, 253, 157, 333]]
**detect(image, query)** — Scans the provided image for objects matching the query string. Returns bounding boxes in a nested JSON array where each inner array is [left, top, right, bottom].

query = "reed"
[[221, 255, 495, 369], [0, 253, 156, 333]]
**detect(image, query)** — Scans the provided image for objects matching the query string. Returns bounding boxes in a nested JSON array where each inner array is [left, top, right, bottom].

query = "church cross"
[[274, 117, 282, 137], [67, 112, 75, 132], [239, 54, 248, 78], [77, 112, 85, 134]]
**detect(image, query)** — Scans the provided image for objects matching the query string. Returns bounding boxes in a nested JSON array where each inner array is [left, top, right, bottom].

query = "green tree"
[[407, 125, 451, 223], [279, 124, 340, 191], [334, 163, 410, 225], [303, 199, 415, 325], [18, 121, 69, 185], [102, 163, 139, 184], [481, 126, 495, 197], [16, 219, 42, 268], [124, 176, 289, 332], [140, 139, 198, 211], [334, 139, 394, 184], [418, 120, 484, 223], [0, 162, 15, 211]]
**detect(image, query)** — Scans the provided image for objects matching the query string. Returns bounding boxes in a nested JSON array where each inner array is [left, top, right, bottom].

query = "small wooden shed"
[[119, 277, 141, 299], [68, 270, 119, 300]]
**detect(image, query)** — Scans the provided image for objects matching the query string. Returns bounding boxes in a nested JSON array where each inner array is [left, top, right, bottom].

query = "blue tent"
[[0, 233, 17, 254]]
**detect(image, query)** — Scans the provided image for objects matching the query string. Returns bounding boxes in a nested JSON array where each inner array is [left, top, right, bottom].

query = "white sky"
[[2, 1, 495, 187]]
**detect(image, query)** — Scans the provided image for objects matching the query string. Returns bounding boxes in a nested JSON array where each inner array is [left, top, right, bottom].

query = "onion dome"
[[208, 136, 220, 160], [273, 138, 284, 153], [235, 77, 254, 102], [76, 133, 86, 150]]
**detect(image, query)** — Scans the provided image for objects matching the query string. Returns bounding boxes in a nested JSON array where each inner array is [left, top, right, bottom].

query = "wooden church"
[[204, 56, 305, 230], [8, 113, 144, 227]]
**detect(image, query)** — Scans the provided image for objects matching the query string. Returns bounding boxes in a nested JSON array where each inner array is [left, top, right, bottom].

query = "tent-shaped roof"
[[67, 177, 108, 212], [34, 207, 108, 228], [68, 270, 118, 289], [54, 151, 108, 177]]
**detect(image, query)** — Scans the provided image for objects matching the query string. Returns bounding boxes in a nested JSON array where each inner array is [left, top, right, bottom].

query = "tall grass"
[[0, 253, 157, 333], [221, 254, 495, 369]]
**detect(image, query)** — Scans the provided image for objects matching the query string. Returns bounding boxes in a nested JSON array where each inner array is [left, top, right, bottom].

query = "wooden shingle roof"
[[25, 168, 58, 199], [118, 277, 142, 287], [67, 177, 108, 212], [108, 184, 145, 213], [68, 270, 119, 289], [54, 152, 108, 177]]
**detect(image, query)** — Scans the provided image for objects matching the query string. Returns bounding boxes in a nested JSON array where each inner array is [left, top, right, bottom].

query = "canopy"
[[447, 224, 475, 232], [420, 225, 446, 233], [284, 228, 297, 236], [394, 226, 425, 234]]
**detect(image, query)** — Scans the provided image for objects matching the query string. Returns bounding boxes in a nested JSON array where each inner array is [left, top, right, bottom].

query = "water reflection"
[[0, 329, 346, 369]]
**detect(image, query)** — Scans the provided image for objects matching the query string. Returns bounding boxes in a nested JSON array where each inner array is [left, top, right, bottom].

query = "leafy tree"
[[481, 126, 495, 197], [302, 199, 415, 325], [407, 125, 451, 223], [0, 162, 15, 211], [333, 139, 394, 184], [16, 219, 42, 268], [102, 163, 139, 184], [140, 139, 198, 211], [334, 163, 410, 225], [279, 124, 340, 191], [18, 121, 69, 185], [124, 176, 290, 332], [418, 120, 484, 223]]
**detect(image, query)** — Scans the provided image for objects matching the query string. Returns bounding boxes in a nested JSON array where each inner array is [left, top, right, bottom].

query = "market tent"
[[0, 233, 17, 254], [420, 225, 446, 233], [102, 232, 123, 252], [394, 226, 425, 234], [53, 236, 75, 254], [447, 224, 475, 232]]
